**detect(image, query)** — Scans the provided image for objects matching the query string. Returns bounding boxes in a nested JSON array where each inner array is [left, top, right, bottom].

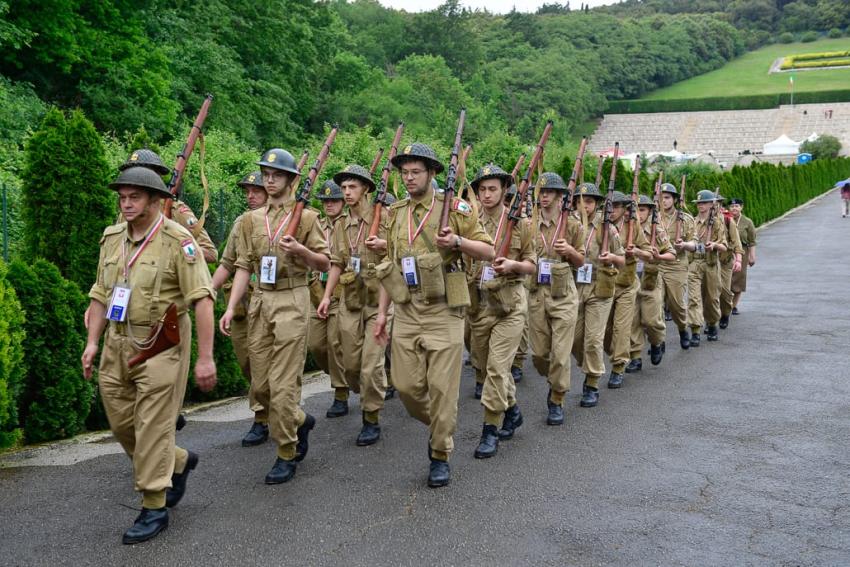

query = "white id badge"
[[537, 259, 553, 285], [107, 285, 132, 322], [402, 256, 418, 286], [260, 255, 277, 284], [480, 265, 496, 288], [636, 260, 645, 276], [576, 263, 593, 284], [350, 254, 361, 275]]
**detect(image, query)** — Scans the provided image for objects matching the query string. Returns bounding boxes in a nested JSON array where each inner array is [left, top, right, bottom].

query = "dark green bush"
[[0, 259, 26, 449], [801, 31, 819, 43], [828, 28, 843, 38], [187, 298, 248, 402], [800, 134, 842, 159], [607, 89, 850, 114], [779, 32, 795, 43], [6, 259, 91, 443]]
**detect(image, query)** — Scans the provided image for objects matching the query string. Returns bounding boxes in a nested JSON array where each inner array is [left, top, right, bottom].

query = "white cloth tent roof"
[[763, 134, 800, 155]]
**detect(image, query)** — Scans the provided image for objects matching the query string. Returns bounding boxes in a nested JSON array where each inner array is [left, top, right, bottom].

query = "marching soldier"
[[687, 190, 727, 345], [628, 195, 676, 371], [527, 173, 585, 425], [658, 183, 695, 349], [465, 164, 536, 459], [729, 198, 757, 314], [82, 167, 217, 544], [211, 172, 269, 446], [717, 196, 744, 330], [571, 183, 625, 407], [309, 180, 347, 418], [219, 148, 330, 485], [604, 191, 647, 387], [318, 164, 390, 446], [374, 143, 494, 488]]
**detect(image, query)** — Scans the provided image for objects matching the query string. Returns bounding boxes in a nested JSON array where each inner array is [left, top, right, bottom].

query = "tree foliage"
[[0, 259, 25, 449], [800, 134, 842, 159]]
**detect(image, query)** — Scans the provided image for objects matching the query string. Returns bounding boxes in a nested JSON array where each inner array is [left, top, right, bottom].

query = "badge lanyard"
[[584, 225, 597, 256], [121, 214, 165, 282], [538, 216, 564, 258], [325, 226, 333, 255], [479, 212, 505, 286], [265, 207, 293, 252], [346, 218, 366, 256], [407, 194, 436, 248]]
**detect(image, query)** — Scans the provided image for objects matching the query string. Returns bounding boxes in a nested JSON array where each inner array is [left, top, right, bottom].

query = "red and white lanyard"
[[538, 216, 563, 257], [407, 194, 436, 247], [121, 214, 164, 281], [585, 225, 597, 255], [265, 206, 293, 249], [346, 218, 366, 255]]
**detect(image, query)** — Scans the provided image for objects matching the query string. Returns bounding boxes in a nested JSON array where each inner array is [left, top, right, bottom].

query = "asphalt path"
[[2, 190, 849, 566]]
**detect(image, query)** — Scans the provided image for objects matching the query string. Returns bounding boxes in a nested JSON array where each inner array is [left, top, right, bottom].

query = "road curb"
[[756, 187, 836, 232]]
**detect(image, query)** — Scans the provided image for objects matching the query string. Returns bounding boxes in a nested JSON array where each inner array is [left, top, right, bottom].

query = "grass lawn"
[[641, 37, 850, 100]]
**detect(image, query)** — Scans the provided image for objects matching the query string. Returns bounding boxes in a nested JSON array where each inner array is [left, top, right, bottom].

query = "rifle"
[[600, 142, 620, 255], [556, 136, 588, 242], [369, 148, 384, 175], [164, 94, 213, 218], [505, 153, 527, 207], [705, 188, 718, 244], [594, 155, 605, 187], [496, 120, 554, 257], [283, 125, 339, 239], [675, 174, 686, 242], [626, 156, 641, 250], [369, 122, 405, 238], [438, 109, 467, 231], [650, 172, 661, 249], [459, 144, 473, 200]]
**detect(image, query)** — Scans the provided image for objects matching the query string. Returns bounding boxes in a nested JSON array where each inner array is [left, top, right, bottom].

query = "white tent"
[[763, 134, 800, 155]]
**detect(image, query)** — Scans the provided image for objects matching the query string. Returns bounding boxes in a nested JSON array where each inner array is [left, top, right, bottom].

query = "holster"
[[550, 262, 572, 299], [595, 266, 618, 299], [417, 252, 446, 301], [128, 303, 180, 368], [376, 260, 410, 304]]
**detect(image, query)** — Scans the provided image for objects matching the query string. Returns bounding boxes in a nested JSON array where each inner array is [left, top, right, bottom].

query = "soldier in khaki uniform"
[[211, 172, 269, 446], [527, 173, 585, 426], [309, 180, 347, 418], [717, 196, 744, 330], [465, 164, 536, 459], [318, 165, 391, 446], [374, 143, 494, 488], [82, 167, 216, 544], [603, 191, 648, 387], [687, 190, 728, 345], [219, 148, 330, 485], [628, 195, 676, 371], [729, 198, 757, 314], [658, 183, 696, 349], [571, 183, 625, 407]]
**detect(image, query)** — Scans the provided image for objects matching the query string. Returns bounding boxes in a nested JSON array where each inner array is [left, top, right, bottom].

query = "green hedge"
[[607, 89, 850, 114], [0, 260, 26, 449]]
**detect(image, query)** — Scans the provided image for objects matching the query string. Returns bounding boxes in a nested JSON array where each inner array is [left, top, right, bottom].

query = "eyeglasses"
[[400, 169, 427, 178]]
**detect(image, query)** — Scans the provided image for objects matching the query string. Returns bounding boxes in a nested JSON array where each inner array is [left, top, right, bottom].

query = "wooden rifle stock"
[[675, 174, 686, 242], [369, 148, 384, 175], [556, 137, 588, 241], [594, 155, 605, 187], [164, 94, 213, 218], [706, 188, 718, 243], [439, 109, 467, 231], [284, 126, 339, 239], [369, 122, 405, 238], [600, 142, 620, 255], [626, 157, 641, 249], [650, 172, 661, 249]]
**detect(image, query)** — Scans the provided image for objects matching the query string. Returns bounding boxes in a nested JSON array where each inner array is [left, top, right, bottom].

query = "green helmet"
[[575, 182, 604, 200], [257, 148, 300, 175], [119, 148, 171, 176], [471, 163, 511, 191], [317, 179, 343, 200], [391, 142, 445, 174], [693, 189, 719, 203], [611, 191, 630, 204], [637, 194, 656, 207], [659, 182, 678, 196], [237, 171, 264, 190], [109, 166, 171, 198], [382, 193, 397, 206], [333, 164, 376, 192], [504, 183, 518, 204], [538, 172, 567, 191]]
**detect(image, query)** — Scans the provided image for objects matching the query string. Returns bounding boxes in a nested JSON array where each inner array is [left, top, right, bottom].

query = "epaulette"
[[162, 218, 193, 241], [389, 199, 408, 211], [101, 222, 126, 243]]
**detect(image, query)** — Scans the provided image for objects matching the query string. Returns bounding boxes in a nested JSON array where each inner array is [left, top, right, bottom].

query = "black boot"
[[706, 326, 719, 341], [719, 315, 729, 329], [356, 417, 381, 446], [384, 386, 396, 400], [679, 329, 690, 350], [625, 358, 642, 373], [293, 414, 316, 462], [427, 459, 451, 488], [511, 366, 523, 383], [650, 343, 664, 365], [580, 385, 599, 408], [497, 405, 524, 440], [166, 451, 198, 508], [264, 457, 297, 484], [326, 399, 348, 418], [547, 398, 565, 426], [732, 307, 739, 315], [122, 508, 168, 545], [473, 382, 483, 400], [241, 422, 269, 447], [690, 332, 701, 348], [474, 424, 499, 458], [664, 308, 672, 321], [175, 414, 187, 431], [607, 371, 624, 389]]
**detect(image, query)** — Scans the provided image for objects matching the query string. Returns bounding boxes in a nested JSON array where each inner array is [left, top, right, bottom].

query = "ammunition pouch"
[[615, 261, 637, 287], [362, 263, 381, 308], [642, 265, 659, 292], [376, 261, 410, 305], [445, 271, 471, 309], [467, 279, 480, 314], [550, 262, 573, 299], [595, 266, 618, 299], [483, 277, 513, 316], [340, 271, 365, 311], [417, 252, 446, 301]]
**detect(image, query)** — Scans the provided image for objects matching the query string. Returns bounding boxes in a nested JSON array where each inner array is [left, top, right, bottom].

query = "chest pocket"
[[101, 256, 121, 291]]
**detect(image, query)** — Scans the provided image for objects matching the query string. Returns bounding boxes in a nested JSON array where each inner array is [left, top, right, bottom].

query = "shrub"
[[0, 260, 26, 449], [6, 259, 91, 443], [800, 135, 842, 160], [779, 32, 794, 43], [607, 89, 850, 114], [828, 28, 842, 39], [187, 299, 248, 402], [801, 31, 819, 43]]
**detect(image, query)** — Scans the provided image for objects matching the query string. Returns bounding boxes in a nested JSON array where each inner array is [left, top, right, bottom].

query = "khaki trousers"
[[604, 278, 639, 373], [719, 258, 734, 318], [338, 303, 390, 413], [659, 262, 689, 332], [98, 314, 192, 501], [248, 287, 309, 460], [687, 259, 720, 329], [392, 297, 464, 460], [231, 315, 267, 421], [514, 302, 529, 369], [573, 282, 614, 379], [630, 272, 666, 358], [469, 283, 526, 417], [308, 301, 345, 393], [528, 278, 579, 396]]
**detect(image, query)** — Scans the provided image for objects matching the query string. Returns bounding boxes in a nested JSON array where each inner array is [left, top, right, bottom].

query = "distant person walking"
[[841, 182, 850, 218]]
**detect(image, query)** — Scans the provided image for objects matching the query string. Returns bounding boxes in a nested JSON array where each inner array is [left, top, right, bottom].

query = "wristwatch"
[[454, 235, 462, 250]]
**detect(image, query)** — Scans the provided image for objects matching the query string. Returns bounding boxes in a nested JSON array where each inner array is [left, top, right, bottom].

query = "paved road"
[[2, 191, 849, 566]]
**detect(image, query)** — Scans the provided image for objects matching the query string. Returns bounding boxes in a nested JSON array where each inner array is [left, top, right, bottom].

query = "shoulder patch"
[[452, 198, 472, 216], [180, 239, 198, 262]]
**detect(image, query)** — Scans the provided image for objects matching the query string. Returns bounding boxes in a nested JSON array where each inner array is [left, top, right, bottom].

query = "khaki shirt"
[[466, 207, 536, 284], [693, 213, 727, 263], [660, 208, 695, 267], [736, 214, 757, 248], [721, 213, 744, 265], [574, 211, 625, 270], [615, 215, 650, 287], [234, 198, 329, 285], [330, 205, 387, 272], [118, 199, 217, 262], [90, 217, 215, 326]]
